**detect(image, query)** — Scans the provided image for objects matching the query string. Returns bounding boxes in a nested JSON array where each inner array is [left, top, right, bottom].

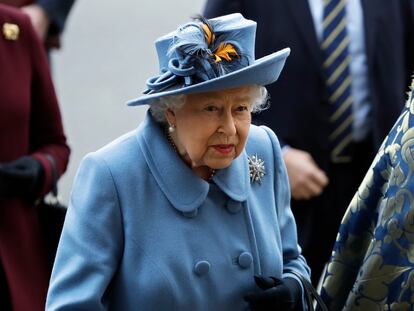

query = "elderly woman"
[[46, 13, 310, 310]]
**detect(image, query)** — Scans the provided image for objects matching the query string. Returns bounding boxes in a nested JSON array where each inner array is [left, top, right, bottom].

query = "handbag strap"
[[285, 270, 329, 311]]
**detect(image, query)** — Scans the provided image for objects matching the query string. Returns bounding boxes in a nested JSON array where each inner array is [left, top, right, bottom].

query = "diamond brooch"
[[248, 154, 265, 184]]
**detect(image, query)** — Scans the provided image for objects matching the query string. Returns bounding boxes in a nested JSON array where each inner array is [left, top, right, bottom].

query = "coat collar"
[[136, 111, 250, 213], [283, 0, 324, 78]]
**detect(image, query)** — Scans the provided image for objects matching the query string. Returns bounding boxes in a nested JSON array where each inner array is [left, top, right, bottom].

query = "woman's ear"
[[165, 108, 176, 127]]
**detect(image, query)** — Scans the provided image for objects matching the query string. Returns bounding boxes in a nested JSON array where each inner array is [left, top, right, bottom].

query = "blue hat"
[[127, 13, 290, 106]]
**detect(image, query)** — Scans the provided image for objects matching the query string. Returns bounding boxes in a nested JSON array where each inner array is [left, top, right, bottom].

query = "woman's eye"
[[236, 106, 249, 112], [204, 105, 218, 112]]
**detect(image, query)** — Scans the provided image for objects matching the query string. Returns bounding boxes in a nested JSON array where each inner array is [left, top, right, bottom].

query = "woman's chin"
[[208, 159, 234, 170]]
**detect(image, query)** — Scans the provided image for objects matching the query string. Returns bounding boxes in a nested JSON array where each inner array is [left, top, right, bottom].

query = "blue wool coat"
[[46, 112, 310, 310]]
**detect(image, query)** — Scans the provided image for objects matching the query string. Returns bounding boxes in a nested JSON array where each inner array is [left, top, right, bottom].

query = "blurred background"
[[51, 0, 205, 201]]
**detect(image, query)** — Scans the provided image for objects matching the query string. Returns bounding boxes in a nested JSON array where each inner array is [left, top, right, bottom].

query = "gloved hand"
[[244, 275, 301, 311], [0, 156, 44, 199]]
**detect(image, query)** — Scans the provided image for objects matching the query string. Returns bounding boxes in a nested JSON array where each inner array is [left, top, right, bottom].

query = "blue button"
[[226, 200, 242, 214], [194, 260, 211, 276], [238, 252, 253, 269]]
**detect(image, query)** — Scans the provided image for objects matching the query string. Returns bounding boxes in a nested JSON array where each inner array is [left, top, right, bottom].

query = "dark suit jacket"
[[204, 0, 414, 171]]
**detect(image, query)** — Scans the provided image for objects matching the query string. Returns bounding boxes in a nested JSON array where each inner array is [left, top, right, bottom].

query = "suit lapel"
[[361, 0, 379, 69], [283, 0, 324, 77]]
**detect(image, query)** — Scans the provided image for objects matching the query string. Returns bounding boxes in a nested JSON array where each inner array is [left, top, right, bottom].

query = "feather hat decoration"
[[167, 15, 248, 81], [128, 13, 290, 106]]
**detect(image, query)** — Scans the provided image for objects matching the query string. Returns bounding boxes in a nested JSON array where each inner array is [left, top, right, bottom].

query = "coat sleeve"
[[203, 0, 244, 19], [36, 0, 76, 34], [261, 126, 311, 282], [25, 11, 70, 197], [46, 153, 124, 311]]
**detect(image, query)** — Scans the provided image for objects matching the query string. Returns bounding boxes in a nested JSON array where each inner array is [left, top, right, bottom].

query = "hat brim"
[[127, 48, 290, 106]]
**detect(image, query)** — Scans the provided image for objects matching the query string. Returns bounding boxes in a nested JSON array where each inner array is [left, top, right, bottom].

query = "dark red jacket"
[[0, 4, 69, 310]]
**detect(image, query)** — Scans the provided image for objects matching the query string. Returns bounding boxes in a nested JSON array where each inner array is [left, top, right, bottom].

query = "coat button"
[[194, 260, 210, 276], [182, 208, 198, 218], [226, 200, 242, 214], [238, 252, 253, 269]]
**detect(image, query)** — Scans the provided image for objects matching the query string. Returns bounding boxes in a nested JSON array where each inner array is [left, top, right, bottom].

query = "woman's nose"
[[218, 112, 237, 135]]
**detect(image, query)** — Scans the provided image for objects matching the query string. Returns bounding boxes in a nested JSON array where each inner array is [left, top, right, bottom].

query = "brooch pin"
[[248, 154, 265, 184], [3, 23, 19, 41]]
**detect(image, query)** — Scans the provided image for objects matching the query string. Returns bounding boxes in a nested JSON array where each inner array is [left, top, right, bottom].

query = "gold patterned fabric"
[[320, 81, 414, 311]]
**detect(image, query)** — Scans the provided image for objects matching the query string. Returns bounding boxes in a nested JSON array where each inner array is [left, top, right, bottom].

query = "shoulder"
[[246, 124, 282, 155], [246, 124, 284, 178], [0, 4, 32, 30], [0, 4, 40, 55], [72, 131, 140, 194], [77, 127, 154, 187], [85, 130, 141, 168]]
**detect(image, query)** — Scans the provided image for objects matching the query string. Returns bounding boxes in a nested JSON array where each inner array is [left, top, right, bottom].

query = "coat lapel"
[[360, 0, 379, 70], [283, 0, 324, 77], [213, 150, 250, 202]]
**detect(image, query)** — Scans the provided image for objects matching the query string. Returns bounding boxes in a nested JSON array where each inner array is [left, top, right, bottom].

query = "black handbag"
[[285, 270, 329, 311], [37, 154, 67, 266]]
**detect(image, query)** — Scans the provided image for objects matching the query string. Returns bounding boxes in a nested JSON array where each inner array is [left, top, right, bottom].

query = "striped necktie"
[[321, 0, 354, 163]]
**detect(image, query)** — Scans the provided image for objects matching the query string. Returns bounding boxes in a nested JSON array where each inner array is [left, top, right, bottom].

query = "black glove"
[[244, 275, 301, 311], [0, 156, 44, 199]]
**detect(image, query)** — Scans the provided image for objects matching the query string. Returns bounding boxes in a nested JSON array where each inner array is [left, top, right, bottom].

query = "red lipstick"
[[212, 144, 234, 155]]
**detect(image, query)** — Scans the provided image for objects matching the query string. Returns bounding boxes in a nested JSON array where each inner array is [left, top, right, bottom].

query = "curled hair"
[[250, 85, 269, 114], [150, 85, 269, 124], [150, 95, 186, 124]]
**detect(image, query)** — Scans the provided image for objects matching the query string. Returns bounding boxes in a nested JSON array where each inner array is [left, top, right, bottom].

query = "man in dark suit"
[[204, 0, 414, 284]]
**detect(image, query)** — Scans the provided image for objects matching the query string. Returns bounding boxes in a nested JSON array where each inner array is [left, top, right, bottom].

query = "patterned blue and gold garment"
[[320, 81, 414, 311]]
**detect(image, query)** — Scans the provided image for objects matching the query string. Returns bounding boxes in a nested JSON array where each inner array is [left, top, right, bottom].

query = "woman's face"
[[166, 86, 253, 171]]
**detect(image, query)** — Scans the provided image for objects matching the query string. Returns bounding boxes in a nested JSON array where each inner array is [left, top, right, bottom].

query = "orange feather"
[[202, 23, 215, 46], [213, 43, 239, 62]]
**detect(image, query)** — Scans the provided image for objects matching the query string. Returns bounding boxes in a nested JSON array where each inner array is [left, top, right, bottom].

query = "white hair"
[[150, 85, 269, 124], [150, 95, 187, 124]]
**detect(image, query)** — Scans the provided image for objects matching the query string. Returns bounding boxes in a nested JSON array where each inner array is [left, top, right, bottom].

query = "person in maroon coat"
[[0, 4, 70, 311]]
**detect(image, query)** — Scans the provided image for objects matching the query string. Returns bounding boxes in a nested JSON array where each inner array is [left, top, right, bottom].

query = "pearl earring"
[[168, 125, 175, 133]]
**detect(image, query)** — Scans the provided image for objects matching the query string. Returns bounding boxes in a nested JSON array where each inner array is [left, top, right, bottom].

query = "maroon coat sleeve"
[[25, 11, 70, 197]]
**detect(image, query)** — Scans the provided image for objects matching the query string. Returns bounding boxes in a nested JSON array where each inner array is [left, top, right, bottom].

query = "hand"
[[244, 275, 301, 311], [283, 147, 329, 200], [0, 156, 44, 199], [22, 4, 50, 41]]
